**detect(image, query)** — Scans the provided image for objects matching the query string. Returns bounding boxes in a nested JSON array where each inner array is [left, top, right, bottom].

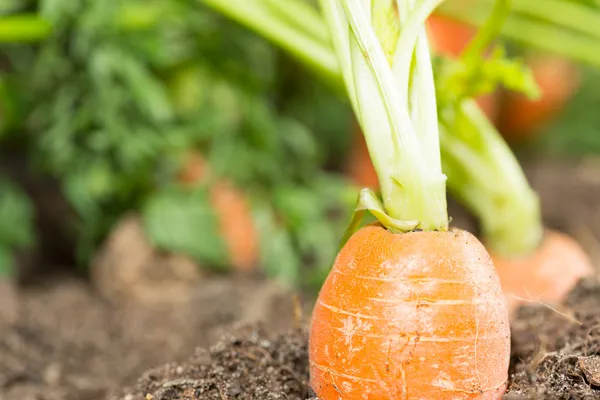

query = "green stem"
[[438, 0, 600, 67], [200, 0, 341, 84], [509, 0, 600, 41], [391, 0, 446, 172], [262, 0, 331, 44], [0, 14, 51, 42], [439, 100, 543, 256], [327, 0, 447, 231], [461, 0, 510, 62]]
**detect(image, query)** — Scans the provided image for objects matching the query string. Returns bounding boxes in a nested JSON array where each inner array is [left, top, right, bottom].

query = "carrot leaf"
[[340, 188, 419, 247], [436, 46, 540, 104], [142, 185, 230, 270]]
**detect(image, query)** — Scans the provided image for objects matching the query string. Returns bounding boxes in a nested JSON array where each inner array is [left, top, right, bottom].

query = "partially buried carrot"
[[312, 1, 509, 398], [311, 224, 510, 398], [491, 230, 593, 313], [178, 151, 258, 271]]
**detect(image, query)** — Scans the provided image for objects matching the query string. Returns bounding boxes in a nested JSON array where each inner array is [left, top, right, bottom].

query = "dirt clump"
[[118, 277, 600, 400], [114, 325, 314, 400], [0, 276, 301, 400], [506, 276, 600, 399]]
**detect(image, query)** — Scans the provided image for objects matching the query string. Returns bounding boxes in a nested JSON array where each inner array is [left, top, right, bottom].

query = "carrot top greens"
[[206, 0, 591, 257], [322, 0, 448, 234]]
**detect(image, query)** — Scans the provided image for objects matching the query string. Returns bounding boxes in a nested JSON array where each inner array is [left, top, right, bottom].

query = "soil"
[[111, 277, 600, 400], [113, 277, 600, 400], [2, 159, 600, 400], [508, 276, 600, 399], [0, 275, 304, 400]]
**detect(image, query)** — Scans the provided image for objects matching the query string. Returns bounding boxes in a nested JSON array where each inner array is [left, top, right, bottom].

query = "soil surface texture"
[[116, 278, 600, 400], [0, 275, 302, 400]]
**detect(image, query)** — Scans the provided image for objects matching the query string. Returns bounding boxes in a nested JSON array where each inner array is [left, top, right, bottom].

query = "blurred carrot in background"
[[499, 54, 582, 142], [427, 14, 500, 121], [178, 151, 259, 272]]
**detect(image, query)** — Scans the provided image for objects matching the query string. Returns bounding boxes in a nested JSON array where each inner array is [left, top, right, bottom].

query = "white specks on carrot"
[[432, 370, 454, 390], [341, 381, 353, 393], [341, 317, 355, 346]]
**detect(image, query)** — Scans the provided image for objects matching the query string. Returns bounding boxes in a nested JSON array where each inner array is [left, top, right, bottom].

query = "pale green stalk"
[[324, 0, 447, 231], [438, 0, 600, 67], [262, 0, 331, 44], [201, 0, 555, 254], [439, 100, 542, 255], [391, 0, 446, 173]]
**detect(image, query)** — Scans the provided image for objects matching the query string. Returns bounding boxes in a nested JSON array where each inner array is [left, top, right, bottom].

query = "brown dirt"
[[507, 276, 600, 399], [1, 159, 600, 400], [0, 275, 303, 400], [112, 325, 313, 400], [115, 278, 600, 400]]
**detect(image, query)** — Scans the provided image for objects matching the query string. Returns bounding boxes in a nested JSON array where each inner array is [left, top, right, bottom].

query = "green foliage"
[[539, 67, 600, 155], [0, 179, 35, 277], [0, 0, 353, 288], [142, 185, 229, 269], [436, 46, 540, 104]]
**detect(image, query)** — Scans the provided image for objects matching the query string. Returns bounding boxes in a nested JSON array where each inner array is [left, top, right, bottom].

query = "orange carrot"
[[313, 2, 510, 398], [490, 229, 594, 314], [310, 225, 510, 399], [178, 151, 258, 271], [499, 54, 581, 141]]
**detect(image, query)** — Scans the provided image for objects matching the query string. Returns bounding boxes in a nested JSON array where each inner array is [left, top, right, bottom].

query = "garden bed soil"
[[0, 275, 304, 400], [114, 277, 600, 400], [1, 159, 600, 400]]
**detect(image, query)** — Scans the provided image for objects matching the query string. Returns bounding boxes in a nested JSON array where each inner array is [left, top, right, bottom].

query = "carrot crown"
[[321, 0, 448, 233]]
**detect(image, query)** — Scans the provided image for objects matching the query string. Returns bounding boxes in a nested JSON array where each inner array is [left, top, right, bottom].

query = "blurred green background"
[[1, 0, 599, 291]]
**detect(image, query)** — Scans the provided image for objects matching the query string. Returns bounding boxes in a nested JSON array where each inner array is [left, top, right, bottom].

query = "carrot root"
[[310, 225, 510, 399]]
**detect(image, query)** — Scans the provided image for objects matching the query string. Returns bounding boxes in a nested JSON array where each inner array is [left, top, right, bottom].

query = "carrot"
[[312, 2, 510, 398], [490, 230, 593, 313], [310, 225, 510, 399], [178, 151, 258, 271], [499, 54, 581, 142]]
